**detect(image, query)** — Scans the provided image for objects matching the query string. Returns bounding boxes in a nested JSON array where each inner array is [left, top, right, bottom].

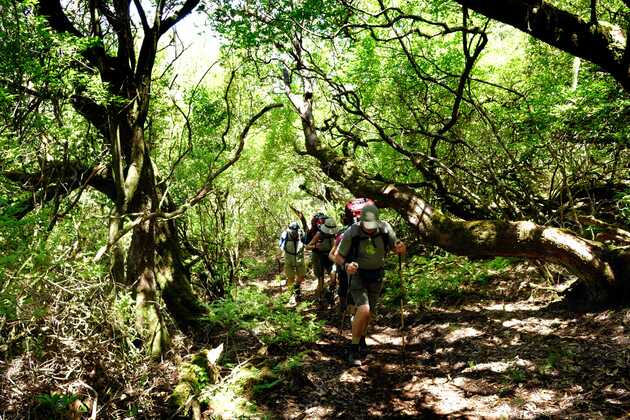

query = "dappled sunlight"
[[444, 326, 484, 343], [339, 370, 363, 384], [370, 328, 404, 346], [301, 405, 335, 417], [502, 317, 568, 335], [482, 302, 545, 312], [240, 261, 630, 419], [541, 228, 593, 261], [405, 377, 469, 414], [516, 221, 538, 241], [462, 356, 536, 374], [401, 375, 566, 418]]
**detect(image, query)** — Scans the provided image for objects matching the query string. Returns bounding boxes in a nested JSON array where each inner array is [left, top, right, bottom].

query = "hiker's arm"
[[334, 249, 345, 266], [335, 232, 350, 265], [335, 232, 358, 273], [289, 205, 308, 232], [328, 243, 337, 263], [305, 232, 320, 249]]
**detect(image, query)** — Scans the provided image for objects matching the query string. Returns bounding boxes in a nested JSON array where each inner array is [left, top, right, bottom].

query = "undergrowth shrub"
[[191, 350, 309, 419], [207, 286, 323, 346], [381, 254, 515, 308], [0, 203, 181, 419]]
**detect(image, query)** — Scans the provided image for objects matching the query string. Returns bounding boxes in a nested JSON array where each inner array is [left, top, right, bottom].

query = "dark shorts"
[[349, 268, 384, 309], [312, 251, 333, 278]]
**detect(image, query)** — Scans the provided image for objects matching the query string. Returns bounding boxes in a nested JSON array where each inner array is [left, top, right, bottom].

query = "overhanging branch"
[[454, 0, 629, 91]]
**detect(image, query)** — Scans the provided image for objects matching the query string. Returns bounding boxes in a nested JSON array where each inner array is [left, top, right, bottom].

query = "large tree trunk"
[[155, 210, 208, 332], [124, 152, 209, 354], [33, 0, 211, 356], [126, 154, 169, 357]]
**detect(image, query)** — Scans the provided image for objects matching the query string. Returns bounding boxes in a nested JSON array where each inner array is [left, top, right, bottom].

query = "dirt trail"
[[256, 265, 630, 419]]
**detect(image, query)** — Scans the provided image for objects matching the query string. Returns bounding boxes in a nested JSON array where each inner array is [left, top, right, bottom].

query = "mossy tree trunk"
[[453, 0, 629, 92], [282, 47, 630, 302], [36, 0, 207, 356]]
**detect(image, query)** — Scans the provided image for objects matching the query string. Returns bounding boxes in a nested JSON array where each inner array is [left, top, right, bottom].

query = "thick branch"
[[289, 72, 625, 295], [94, 103, 283, 261], [454, 0, 629, 91], [159, 0, 201, 36], [2, 163, 116, 219]]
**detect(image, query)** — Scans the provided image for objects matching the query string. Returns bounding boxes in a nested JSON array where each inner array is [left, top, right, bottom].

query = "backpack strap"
[[283, 229, 303, 256], [347, 223, 391, 262]]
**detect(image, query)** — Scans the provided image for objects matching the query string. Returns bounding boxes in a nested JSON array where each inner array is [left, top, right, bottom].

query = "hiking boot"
[[359, 336, 368, 358], [294, 287, 302, 303], [347, 344, 362, 367]]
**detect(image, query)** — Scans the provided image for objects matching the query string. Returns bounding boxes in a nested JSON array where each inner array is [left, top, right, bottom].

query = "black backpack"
[[316, 231, 336, 252]]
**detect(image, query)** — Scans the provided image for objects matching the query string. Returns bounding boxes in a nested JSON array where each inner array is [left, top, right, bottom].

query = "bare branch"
[[159, 0, 201, 36], [133, 0, 150, 33]]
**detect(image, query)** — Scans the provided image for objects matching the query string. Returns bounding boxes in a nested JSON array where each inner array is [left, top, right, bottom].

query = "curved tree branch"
[[454, 0, 629, 91]]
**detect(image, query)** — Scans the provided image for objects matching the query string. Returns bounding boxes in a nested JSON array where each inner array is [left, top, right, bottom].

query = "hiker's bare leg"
[[352, 303, 370, 344], [361, 312, 371, 337], [286, 275, 295, 289]]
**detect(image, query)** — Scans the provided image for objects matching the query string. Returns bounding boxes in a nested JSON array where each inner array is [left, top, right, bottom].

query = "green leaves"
[[207, 286, 323, 346]]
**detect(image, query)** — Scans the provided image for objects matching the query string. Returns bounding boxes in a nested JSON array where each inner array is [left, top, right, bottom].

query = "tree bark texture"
[[455, 0, 629, 91], [295, 89, 629, 302]]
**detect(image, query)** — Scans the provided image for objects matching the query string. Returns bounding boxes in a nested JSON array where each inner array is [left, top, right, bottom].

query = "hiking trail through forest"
[[248, 259, 630, 419]]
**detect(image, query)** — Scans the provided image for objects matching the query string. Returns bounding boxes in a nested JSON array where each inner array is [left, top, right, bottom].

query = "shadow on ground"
[[252, 264, 630, 419]]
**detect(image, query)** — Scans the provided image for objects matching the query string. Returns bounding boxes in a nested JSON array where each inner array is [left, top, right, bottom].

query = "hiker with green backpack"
[[334, 204, 406, 366], [279, 221, 307, 302], [306, 216, 338, 303]]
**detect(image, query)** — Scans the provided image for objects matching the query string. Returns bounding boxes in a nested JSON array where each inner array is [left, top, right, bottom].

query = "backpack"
[[345, 222, 392, 263], [306, 212, 327, 242], [283, 229, 304, 256], [343, 198, 375, 225], [316, 231, 335, 252]]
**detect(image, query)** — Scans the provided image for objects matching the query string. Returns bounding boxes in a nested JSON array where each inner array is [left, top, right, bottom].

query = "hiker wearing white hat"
[[335, 204, 406, 366]]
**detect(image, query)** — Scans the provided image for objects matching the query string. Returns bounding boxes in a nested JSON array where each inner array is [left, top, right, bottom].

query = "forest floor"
[[3, 258, 630, 419], [250, 262, 630, 419]]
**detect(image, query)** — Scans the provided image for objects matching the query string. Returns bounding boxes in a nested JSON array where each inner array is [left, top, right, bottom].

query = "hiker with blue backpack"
[[334, 203, 406, 366], [279, 221, 307, 302]]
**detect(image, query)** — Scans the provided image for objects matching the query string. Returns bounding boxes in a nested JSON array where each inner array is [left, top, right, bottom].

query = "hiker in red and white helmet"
[[335, 204, 406, 366]]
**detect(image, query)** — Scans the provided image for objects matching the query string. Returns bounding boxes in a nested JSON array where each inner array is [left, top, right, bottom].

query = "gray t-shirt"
[[337, 222, 397, 270]]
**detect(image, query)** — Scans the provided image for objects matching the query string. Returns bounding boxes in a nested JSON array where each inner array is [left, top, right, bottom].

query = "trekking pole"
[[339, 301, 346, 337], [399, 254, 406, 363]]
